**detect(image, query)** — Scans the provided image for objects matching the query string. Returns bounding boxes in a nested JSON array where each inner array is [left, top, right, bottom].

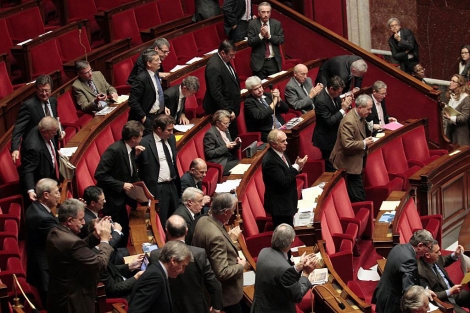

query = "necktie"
[[264, 23, 270, 58], [154, 74, 165, 113], [300, 83, 308, 96], [162, 140, 176, 179], [88, 80, 98, 95], [281, 153, 288, 166], [128, 150, 134, 176], [44, 102, 51, 116], [226, 62, 236, 78], [260, 97, 280, 129], [48, 140, 59, 179]]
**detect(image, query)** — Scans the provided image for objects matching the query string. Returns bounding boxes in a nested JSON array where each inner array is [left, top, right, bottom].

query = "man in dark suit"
[[95, 121, 145, 247], [136, 115, 180, 228], [262, 129, 307, 228], [20, 116, 60, 202], [367, 80, 397, 130], [388, 18, 419, 74], [247, 2, 284, 79], [174, 187, 205, 230], [418, 241, 470, 313], [315, 55, 368, 93], [330, 94, 374, 202], [252, 224, 316, 313], [203, 40, 241, 138], [128, 241, 192, 313], [193, 0, 221, 22], [222, 0, 251, 42], [72, 60, 118, 113], [150, 215, 223, 313], [244, 75, 289, 142], [128, 49, 170, 136], [313, 76, 352, 172], [372, 230, 434, 313], [163, 76, 199, 125], [11, 74, 64, 165], [284, 64, 324, 113], [192, 193, 245, 313], [127, 38, 171, 85], [180, 158, 205, 195], [25, 178, 59, 307], [46, 199, 114, 313]]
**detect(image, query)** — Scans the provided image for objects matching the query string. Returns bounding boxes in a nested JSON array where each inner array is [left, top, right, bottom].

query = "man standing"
[[46, 199, 113, 313], [244, 75, 289, 142], [25, 178, 59, 307], [163, 76, 199, 125], [315, 55, 368, 93], [95, 121, 144, 247], [367, 81, 397, 130], [136, 114, 179, 228], [174, 187, 205, 229], [128, 49, 170, 136], [128, 241, 193, 313], [192, 193, 246, 313], [313, 76, 352, 172], [128, 38, 171, 84], [372, 229, 434, 313], [388, 18, 419, 74], [72, 60, 118, 113], [203, 40, 241, 139], [247, 2, 284, 79], [223, 0, 251, 43], [252, 224, 317, 313], [284, 64, 323, 113], [262, 129, 307, 228], [330, 94, 374, 202]]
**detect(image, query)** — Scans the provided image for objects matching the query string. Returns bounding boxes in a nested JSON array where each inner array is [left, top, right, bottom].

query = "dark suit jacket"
[[366, 96, 390, 125], [72, 71, 117, 113], [252, 247, 311, 313], [244, 93, 288, 142], [173, 204, 194, 228], [247, 18, 284, 72], [418, 255, 456, 300], [128, 53, 164, 86], [284, 77, 314, 112], [388, 28, 419, 72], [20, 127, 59, 192], [372, 243, 418, 313], [11, 95, 58, 152], [315, 55, 364, 93], [222, 0, 247, 35], [136, 133, 179, 198], [203, 125, 238, 171], [192, 215, 244, 307], [128, 261, 173, 313], [25, 202, 58, 292], [79, 208, 123, 247], [262, 148, 298, 216], [150, 244, 223, 312], [163, 85, 186, 122], [193, 0, 221, 21], [313, 88, 344, 151], [46, 225, 113, 313], [203, 53, 241, 115], [180, 171, 202, 196], [128, 70, 161, 122]]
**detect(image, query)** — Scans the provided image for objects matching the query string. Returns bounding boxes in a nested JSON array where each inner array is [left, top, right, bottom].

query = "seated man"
[[164, 76, 199, 125], [410, 62, 427, 82], [72, 60, 118, 113], [284, 64, 323, 113], [204, 110, 241, 176], [174, 187, 205, 230], [367, 80, 397, 131], [180, 158, 211, 205], [401, 285, 431, 313], [244, 75, 289, 142]]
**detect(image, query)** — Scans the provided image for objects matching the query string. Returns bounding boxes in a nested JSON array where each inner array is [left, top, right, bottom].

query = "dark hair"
[[75, 60, 90, 72], [459, 44, 470, 65], [218, 40, 235, 54], [122, 121, 144, 141], [83, 186, 104, 204], [326, 76, 345, 90], [35, 75, 53, 88], [142, 49, 159, 65], [153, 114, 175, 131], [181, 76, 200, 92]]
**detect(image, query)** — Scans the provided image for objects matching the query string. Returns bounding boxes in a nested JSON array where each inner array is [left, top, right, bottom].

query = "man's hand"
[[230, 111, 236, 121], [159, 72, 170, 78], [179, 114, 190, 125], [95, 93, 107, 103], [394, 31, 401, 41], [129, 254, 144, 271], [58, 130, 66, 141], [373, 124, 381, 130], [95, 218, 112, 241], [113, 222, 123, 232], [109, 92, 119, 101], [364, 137, 375, 147], [134, 271, 144, 279], [231, 25, 237, 30], [141, 116, 147, 123], [135, 145, 146, 157], [309, 83, 323, 98], [28, 191, 37, 202], [455, 244, 464, 257], [388, 117, 397, 122], [11, 150, 19, 164], [164, 107, 171, 116], [449, 284, 462, 295], [341, 95, 352, 111], [229, 226, 242, 242], [237, 256, 246, 267], [123, 183, 134, 191], [226, 142, 237, 149], [295, 155, 308, 171], [202, 195, 211, 206], [260, 25, 269, 38]]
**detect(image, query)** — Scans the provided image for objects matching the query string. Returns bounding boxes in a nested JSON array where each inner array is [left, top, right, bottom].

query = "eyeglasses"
[[158, 48, 170, 55], [37, 89, 51, 93], [462, 52, 469, 55]]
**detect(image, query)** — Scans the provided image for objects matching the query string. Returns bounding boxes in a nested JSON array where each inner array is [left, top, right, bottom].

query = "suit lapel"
[[148, 135, 160, 164], [145, 71, 157, 94], [119, 141, 132, 175], [354, 112, 366, 139], [208, 216, 238, 253]]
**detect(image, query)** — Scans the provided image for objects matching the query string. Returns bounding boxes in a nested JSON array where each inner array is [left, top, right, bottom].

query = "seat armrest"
[[340, 217, 360, 233], [206, 162, 223, 182], [351, 201, 373, 214], [407, 159, 425, 167]]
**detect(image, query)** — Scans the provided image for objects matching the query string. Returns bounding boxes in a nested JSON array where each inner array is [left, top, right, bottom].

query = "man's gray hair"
[[409, 229, 433, 248], [153, 37, 170, 49], [258, 1, 271, 10], [159, 240, 193, 263], [36, 178, 58, 200], [351, 59, 368, 73], [210, 193, 237, 215], [387, 17, 400, 29], [75, 60, 90, 72], [142, 49, 159, 65], [58, 199, 85, 223], [38, 116, 59, 131], [355, 94, 372, 108], [272, 223, 295, 251], [181, 76, 200, 92], [267, 129, 282, 145], [245, 76, 262, 90], [372, 81, 387, 92], [182, 187, 203, 204], [400, 285, 427, 313]]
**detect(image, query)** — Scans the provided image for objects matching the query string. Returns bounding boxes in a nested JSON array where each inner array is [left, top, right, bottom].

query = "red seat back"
[[193, 25, 221, 55], [0, 60, 13, 99], [396, 198, 423, 244], [134, 2, 161, 30], [232, 47, 252, 86], [30, 40, 64, 80], [110, 10, 142, 46], [6, 7, 45, 43], [56, 29, 92, 63], [157, 0, 185, 23], [363, 149, 391, 187], [172, 33, 198, 64], [56, 91, 79, 123], [0, 140, 19, 185]]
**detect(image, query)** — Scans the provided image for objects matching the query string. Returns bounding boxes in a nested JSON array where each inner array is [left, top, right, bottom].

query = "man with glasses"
[[366, 80, 397, 131], [72, 60, 118, 113], [164, 76, 199, 125], [387, 17, 419, 74], [373, 229, 435, 313], [11, 74, 65, 164]]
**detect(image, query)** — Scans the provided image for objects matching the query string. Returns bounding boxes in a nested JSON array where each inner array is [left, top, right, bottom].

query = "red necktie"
[[264, 23, 270, 58]]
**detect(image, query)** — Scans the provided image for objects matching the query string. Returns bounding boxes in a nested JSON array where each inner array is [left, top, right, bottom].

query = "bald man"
[[284, 64, 323, 113]]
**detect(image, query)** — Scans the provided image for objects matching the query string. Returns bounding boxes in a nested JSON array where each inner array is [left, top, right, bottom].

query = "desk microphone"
[[268, 83, 278, 128], [313, 285, 346, 310], [78, 22, 88, 62]]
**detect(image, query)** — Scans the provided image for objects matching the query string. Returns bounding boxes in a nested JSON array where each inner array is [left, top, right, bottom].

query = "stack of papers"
[[186, 57, 203, 64], [59, 147, 78, 157], [174, 124, 194, 133], [382, 121, 403, 131], [308, 268, 328, 285], [170, 65, 188, 72], [215, 179, 241, 193], [229, 163, 251, 175], [379, 201, 400, 211], [378, 211, 396, 223], [96, 106, 116, 116]]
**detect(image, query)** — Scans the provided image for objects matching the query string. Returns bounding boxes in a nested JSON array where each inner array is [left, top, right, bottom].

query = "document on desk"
[[381, 121, 403, 131], [116, 95, 129, 104], [297, 199, 316, 212], [170, 64, 188, 72], [174, 124, 194, 133], [301, 186, 323, 202], [215, 179, 242, 193], [378, 211, 396, 223], [357, 264, 380, 281], [59, 147, 78, 157], [379, 201, 400, 211], [95, 106, 116, 116], [204, 49, 218, 55], [308, 268, 328, 285], [229, 163, 251, 175], [186, 57, 203, 64], [243, 271, 256, 286]]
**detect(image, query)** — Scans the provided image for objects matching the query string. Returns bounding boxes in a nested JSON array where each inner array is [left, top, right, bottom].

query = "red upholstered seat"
[[280, 44, 300, 70], [110, 10, 142, 46], [0, 139, 20, 198], [0, 20, 14, 61], [162, 47, 178, 74], [401, 126, 447, 167], [56, 91, 93, 131], [0, 58, 13, 99], [193, 25, 222, 55], [297, 121, 325, 185], [381, 137, 420, 189], [56, 29, 92, 63], [232, 47, 252, 88], [29, 40, 65, 80], [6, 6, 46, 43], [134, 1, 161, 30], [172, 33, 198, 64], [0, 238, 21, 260], [75, 143, 100, 197], [65, 0, 100, 35], [0, 195, 22, 227], [238, 101, 262, 144], [157, 0, 187, 23], [110, 57, 135, 95], [0, 220, 18, 241]]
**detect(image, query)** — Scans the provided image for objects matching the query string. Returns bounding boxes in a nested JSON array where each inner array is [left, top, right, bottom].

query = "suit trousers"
[[320, 148, 335, 172], [346, 173, 366, 203], [156, 182, 178, 228], [253, 58, 280, 80], [229, 20, 248, 43]]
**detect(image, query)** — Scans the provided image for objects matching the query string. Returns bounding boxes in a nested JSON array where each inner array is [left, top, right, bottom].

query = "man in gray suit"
[[284, 64, 323, 113], [251, 224, 317, 313]]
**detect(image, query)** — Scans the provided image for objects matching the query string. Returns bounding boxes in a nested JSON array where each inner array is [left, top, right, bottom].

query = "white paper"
[[116, 95, 129, 104], [17, 39, 33, 46], [59, 147, 78, 157], [170, 65, 188, 72], [174, 124, 194, 133], [240, 88, 248, 94], [297, 199, 315, 212], [290, 245, 306, 253], [357, 265, 380, 281], [229, 164, 251, 175], [215, 179, 242, 193], [302, 186, 323, 202], [428, 302, 438, 312], [204, 49, 218, 55], [243, 271, 256, 286], [95, 106, 116, 116], [379, 201, 400, 211], [186, 57, 203, 64]]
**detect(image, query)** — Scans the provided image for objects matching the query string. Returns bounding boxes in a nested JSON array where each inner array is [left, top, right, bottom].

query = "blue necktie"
[[260, 97, 281, 129], [154, 74, 165, 113]]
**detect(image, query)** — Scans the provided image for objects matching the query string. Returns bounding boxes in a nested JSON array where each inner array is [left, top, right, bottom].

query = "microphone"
[[77, 22, 88, 62], [268, 83, 278, 129], [312, 285, 346, 310]]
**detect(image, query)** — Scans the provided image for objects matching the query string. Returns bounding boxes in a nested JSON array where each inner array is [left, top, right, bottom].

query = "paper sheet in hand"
[[126, 182, 153, 203], [301, 186, 323, 202], [229, 164, 251, 175], [379, 201, 400, 211], [59, 147, 78, 157], [443, 105, 461, 117], [174, 124, 194, 133], [381, 121, 403, 131], [243, 271, 256, 286]]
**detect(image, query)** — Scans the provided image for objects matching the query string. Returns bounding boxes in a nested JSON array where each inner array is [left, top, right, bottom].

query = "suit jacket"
[[247, 18, 284, 72], [445, 95, 470, 146], [330, 109, 367, 175], [222, 0, 247, 35], [136, 133, 179, 198], [95, 140, 140, 217], [244, 92, 288, 142], [366, 96, 390, 125], [46, 225, 113, 313], [72, 71, 117, 113], [163, 85, 186, 122], [252, 247, 312, 313], [284, 77, 314, 112], [315, 55, 364, 93], [180, 171, 202, 196], [128, 261, 173, 313], [372, 243, 418, 313], [193, 0, 221, 22], [173, 204, 195, 228], [203, 53, 241, 115], [78, 208, 123, 247], [11, 95, 58, 152], [203, 125, 238, 171], [150, 244, 223, 313], [418, 255, 456, 301], [313, 88, 344, 150], [128, 53, 164, 86], [128, 70, 162, 122], [192, 215, 244, 307], [262, 147, 298, 216], [388, 28, 419, 72], [25, 202, 58, 292], [20, 126, 59, 192]]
